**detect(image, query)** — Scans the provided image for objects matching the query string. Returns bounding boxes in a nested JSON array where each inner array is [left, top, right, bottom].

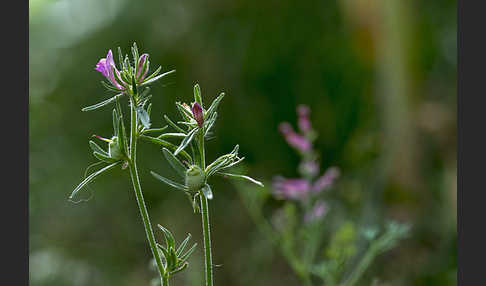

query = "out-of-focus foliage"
[[29, 0, 456, 285]]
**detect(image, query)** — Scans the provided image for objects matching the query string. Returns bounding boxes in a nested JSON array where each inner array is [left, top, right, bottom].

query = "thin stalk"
[[339, 243, 378, 286], [162, 275, 170, 286], [198, 127, 213, 286], [127, 95, 165, 279]]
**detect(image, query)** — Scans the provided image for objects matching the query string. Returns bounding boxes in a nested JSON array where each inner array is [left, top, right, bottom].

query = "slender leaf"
[[117, 47, 124, 70], [140, 69, 176, 87], [164, 115, 187, 133], [175, 102, 193, 122], [162, 148, 187, 178], [174, 128, 198, 156], [204, 92, 224, 119], [204, 112, 217, 137], [216, 172, 264, 187], [82, 95, 118, 111], [139, 135, 192, 163], [140, 126, 168, 135], [170, 263, 188, 275], [158, 133, 186, 139], [69, 162, 122, 199], [112, 109, 118, 136], [150, 171, 189, 192]]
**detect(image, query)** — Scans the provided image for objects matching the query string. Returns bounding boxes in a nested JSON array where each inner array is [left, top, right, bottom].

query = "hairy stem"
[[128, 96, 165, 279], [162, 274, 169, 286], [198, 127, 213, 286]]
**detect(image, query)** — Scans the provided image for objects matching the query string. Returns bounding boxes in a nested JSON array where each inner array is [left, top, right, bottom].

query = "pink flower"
[[305, 200, 328, 222], [312, 167, 340, 193], [297, 105, 312, 133], [95, 49, 125, 90], [272, 176, 310, 200], [279, 122, 312, 152]]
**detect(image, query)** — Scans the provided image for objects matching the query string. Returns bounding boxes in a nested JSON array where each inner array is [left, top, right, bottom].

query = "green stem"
[[198, 127, 213, 286], [127, 96, 165, 279], [339, 244, 378, 286], [162, 275, 169, 286]]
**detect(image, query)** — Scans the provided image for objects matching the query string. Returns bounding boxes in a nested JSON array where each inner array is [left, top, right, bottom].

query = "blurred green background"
[[29, 0, 456, 285]]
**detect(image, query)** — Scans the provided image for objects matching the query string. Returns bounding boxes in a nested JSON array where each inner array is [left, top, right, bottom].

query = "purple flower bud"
[[136, 53, 149, 82], [297, 105, 312, 133], [192, 102, 204, 128], [272, 176, 310, 200], [278, 122, 312, 152], [305, 200, 328, 222], [95, 50, 124, 90], [312, 167, 340, 193]]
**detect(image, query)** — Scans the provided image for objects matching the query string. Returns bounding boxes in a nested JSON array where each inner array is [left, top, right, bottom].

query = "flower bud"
[[185, 165, 205, 191], [192, 102, 204, 128], [108, 136, 123, 159]]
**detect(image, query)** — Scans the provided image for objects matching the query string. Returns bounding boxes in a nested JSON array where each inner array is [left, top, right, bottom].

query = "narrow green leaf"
[[89, 140, 108, 156], [170, 262, 188, 275], [175, 102, 194, 122], [216, 172, 264, 187], [150, 171, 189, 192], [164, 115, 187, 133], [82, 95, 118, 111], [140, 69, 176, 87], [174, 128, 198, 156], [140, 126, 168, 135], [112, 109, 118, 136], [162, 148, 187, 178], [100, 80, 122, 93], [158, 133, 186, 139], [204, 92, 225, 119], [194, 83, 202, 107], [201, 184, 213, 200], [117, 47, 124, 70], [132, 42, 139, 70], [176, 233, 192, 256], [139, 135, 192, 163], [147, 103, 153, 117], [69, 162, 122, 199], [204, 112, 217, 137], [117, 114, 126, 155]]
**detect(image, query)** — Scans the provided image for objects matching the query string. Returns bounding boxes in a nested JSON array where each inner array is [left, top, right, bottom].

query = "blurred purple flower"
[[272, 176, 310, 200], [192, 102, 204, 128], [279, 122, 312, 152], [95, 50, 125, 90], [297, 105, 312, 133], [305, 200, 328, 222], [136, 53, 149, 82], [312, 167, 340, 193]]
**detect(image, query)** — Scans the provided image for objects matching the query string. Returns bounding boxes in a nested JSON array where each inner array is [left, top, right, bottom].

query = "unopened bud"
[[192, 102, 204, 128], [185, 165, 205, 191]]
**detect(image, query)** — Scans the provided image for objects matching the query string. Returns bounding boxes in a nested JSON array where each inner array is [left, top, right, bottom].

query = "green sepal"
[[158, 224, 176, 249], [201, 183, 213, 200], [170, 262, 188, 275], [193, 83, 203, 107], [176, 233, 192, 256], [204, 92, 224, 119], [162, 148, 187, 179], [69, 161, 122, 199], [93, 151, 120, 163], [82, 95, 118, 111], [100, 80, 122, 93], [179, 243, 197, 262], [175, 102, 194, 122], [150, 171, 189, 192], [89, 140, 109, 157]]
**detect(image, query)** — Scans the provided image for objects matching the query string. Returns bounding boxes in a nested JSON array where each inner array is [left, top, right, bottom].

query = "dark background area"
[[29, 0, 456, 285]]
